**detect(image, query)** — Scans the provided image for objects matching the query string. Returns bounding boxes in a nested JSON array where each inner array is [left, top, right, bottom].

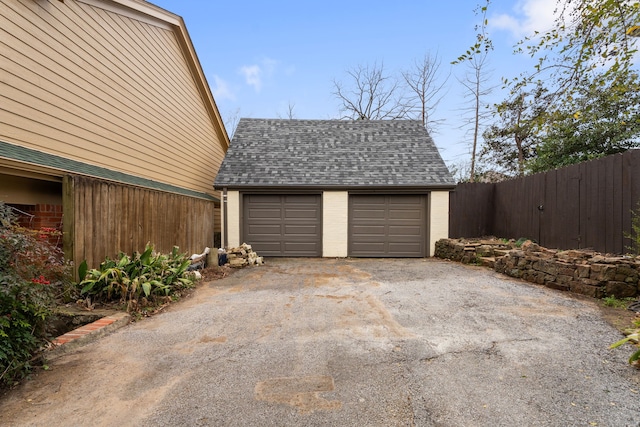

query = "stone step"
[[479, 257, 496, 268]]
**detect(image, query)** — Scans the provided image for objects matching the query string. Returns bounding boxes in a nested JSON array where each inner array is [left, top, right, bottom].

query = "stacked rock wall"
[[435, 238, 640, 298]]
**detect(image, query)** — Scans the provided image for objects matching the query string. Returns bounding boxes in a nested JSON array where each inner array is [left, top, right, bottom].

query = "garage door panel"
[[285, 209, 319, 219], [284, 194, 318, 203], [352, 224, 385, 234], [284, 242, 320, 252], [388, 243, 422, 255], [254, 242, 284, 252], [247, 224, 282, 235], [388, 209, 423, 220], [349, 194, 427, 257], [284, 225, 319, 235], [243, 194, 322, 257], [388, 225, 422, 235], [247, 208, 282, 219], [350, 242, 386, 253], [352, 209, 386, 219], [245, 195, 281, 205]]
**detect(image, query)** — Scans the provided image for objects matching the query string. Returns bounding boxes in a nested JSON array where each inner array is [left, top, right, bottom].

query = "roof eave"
[[213, 184, 457, 192]]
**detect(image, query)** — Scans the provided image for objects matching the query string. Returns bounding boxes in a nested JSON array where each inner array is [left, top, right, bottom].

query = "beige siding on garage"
[[322, 191, 348, 257], [226, 190, 241, 248], [0, 0, 226, 195], [429, 190, 450, 256]]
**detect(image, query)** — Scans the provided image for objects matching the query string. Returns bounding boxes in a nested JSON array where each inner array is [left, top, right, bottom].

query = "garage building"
[[214, 119, 455, 257]]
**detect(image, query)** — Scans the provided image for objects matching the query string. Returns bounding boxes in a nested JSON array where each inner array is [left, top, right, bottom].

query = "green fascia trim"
[[0, 140, 218, 202]]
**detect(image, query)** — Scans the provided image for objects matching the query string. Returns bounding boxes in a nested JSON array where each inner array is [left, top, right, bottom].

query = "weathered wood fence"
[[450, 150, 640, 254], [63, 175, 215, 270]]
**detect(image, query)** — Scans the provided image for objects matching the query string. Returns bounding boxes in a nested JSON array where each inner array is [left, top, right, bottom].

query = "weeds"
[[602, 295, 636, 309]]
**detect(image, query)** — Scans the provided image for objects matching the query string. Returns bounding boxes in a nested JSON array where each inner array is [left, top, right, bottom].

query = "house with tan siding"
[[0, 0, 229, 269], [214, 119, 455, 258]]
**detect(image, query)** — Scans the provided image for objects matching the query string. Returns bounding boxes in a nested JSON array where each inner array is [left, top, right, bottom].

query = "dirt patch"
[[596, 303, 639, 333], [254, 376, 342, 414]]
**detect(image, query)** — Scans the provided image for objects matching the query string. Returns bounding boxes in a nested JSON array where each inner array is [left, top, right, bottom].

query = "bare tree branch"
[[402, 52, 450, 133], [454, 0, 494, 182], [332, 62, 411, 120], [276, 101, 297, 120]]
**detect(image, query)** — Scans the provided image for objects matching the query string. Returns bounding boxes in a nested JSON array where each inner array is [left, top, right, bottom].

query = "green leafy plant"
[[79, 244, 195, 310], [0, 201, 73, 387], [610, 318, 640, 366], [602, 295, 636, 309]]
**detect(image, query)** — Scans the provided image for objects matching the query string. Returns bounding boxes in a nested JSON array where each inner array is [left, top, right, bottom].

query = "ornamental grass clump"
[[0, 201, 74, 388], [78, 244, 195, 311]]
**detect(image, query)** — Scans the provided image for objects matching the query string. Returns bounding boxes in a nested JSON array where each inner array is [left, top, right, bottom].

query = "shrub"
[[0, 274, 50, 386], [0, 201, 73, 387], [79, 244, 195, 310]]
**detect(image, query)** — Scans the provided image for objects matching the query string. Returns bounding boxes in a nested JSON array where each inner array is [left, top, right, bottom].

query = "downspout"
[[222, 188, 228, 249]]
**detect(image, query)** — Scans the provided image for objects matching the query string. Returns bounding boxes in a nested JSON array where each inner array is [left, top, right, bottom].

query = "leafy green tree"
[[480, 84, 549, 176], [527, 72, 640, 172], [482, 0, 640, 174], [512, 0, 640, 101]]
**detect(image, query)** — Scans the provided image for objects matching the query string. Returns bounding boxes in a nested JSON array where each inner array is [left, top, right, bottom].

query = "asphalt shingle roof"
[[214, 119, 455, 189]]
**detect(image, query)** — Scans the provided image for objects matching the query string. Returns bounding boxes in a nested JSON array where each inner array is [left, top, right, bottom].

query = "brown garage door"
[[243, 194, 322, 257], [349, 194, 427, 257]]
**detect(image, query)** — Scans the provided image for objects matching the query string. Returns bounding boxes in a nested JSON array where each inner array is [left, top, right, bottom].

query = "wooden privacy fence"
[[450, 150, 640, 254], [63, 175, 215, 270]]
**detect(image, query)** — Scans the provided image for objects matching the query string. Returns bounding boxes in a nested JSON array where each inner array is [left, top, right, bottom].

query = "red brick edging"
[[52, 312, 130, 347]]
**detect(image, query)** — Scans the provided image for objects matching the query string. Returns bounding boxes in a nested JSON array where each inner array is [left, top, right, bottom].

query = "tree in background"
[[452, 0, 494, 182], [527, 71, 640, 172], [513, 0, 640, 100], [222, 107, 241, 139], [332, 62, 411, 120], [480, 84, 549, 176], [277, 101, 297, 120], [482, 0, 640, 174], [401, 53, 449, 134], [332, 56, 449, 133]]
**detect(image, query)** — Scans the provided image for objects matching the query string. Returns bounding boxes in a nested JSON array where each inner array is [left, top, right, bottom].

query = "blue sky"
[[150, 0, 558, 169]]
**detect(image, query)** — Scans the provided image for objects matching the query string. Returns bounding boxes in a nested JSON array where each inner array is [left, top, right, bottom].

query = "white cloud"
[[491, 0, 564, 38], [238, 57, 286, 93], [239, 64, 262, 92], [211, 75, 235, 101]]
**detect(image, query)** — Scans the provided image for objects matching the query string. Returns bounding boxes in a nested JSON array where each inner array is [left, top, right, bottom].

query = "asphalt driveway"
[[1, 258, 639, 426]]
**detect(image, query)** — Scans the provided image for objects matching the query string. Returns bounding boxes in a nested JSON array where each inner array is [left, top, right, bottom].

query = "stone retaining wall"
[[435, 238, 640, 298]]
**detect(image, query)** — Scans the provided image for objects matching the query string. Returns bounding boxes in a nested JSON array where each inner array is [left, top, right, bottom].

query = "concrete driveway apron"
[[1, 258, 639, 426]]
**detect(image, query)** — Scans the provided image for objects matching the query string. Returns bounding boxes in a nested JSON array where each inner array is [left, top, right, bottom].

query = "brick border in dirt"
[[48, 312, 131, 357], [435, 238, 640, 299]]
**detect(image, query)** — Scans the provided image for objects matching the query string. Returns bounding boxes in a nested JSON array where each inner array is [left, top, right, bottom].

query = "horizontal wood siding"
[[0, 0, 225, 195], [72, 176, 214, 269]]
